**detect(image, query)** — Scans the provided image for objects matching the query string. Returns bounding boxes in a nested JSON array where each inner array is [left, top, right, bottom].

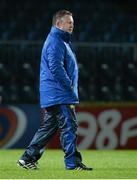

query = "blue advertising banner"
[[0, 104, 40, 148]]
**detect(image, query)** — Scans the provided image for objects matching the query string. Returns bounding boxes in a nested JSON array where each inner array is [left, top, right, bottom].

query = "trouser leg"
[[21, 107, 58, 162], [57, 105, 82, 169]]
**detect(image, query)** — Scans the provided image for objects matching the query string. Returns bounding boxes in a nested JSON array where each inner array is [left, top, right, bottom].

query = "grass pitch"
[[0, 149, 137, 179]]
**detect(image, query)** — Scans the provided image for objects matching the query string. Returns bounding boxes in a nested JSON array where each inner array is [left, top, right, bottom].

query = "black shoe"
[[17, 159, 38, 170], [67, 162, 93, 171], [75, 162, 93, 171]]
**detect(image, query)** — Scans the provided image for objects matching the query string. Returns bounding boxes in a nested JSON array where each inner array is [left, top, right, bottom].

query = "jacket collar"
[[50, 26, 72, 43]]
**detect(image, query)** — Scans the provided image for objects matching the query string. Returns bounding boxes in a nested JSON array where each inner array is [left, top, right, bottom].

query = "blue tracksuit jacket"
[[40, 26, 79, 108]]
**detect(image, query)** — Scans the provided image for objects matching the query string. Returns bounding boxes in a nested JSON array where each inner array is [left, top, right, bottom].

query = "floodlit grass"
[[0, 149, 137, 179]]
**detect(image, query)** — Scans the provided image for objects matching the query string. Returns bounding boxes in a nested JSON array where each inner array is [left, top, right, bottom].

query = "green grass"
[[0, 149, 137, 179]]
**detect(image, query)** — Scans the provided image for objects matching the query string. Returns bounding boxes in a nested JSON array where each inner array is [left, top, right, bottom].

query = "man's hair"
[[52, 10, 72, 25]]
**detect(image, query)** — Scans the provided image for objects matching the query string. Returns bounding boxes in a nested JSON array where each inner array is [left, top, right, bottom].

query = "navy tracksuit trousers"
[[21, 104, 82, 169]]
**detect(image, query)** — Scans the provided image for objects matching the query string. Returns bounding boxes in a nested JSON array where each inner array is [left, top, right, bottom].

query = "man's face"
[[57, 15, 74, 33]]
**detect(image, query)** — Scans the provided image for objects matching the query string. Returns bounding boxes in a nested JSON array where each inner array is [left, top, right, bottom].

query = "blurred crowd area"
[[0, 0, 137, 103], [1, 0, 137, 42]]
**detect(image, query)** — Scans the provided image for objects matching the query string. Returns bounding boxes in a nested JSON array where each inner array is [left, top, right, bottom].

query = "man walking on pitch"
[[17, 10, 92, 171]]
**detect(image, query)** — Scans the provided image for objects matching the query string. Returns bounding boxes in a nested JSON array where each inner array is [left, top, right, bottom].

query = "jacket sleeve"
[[46, 41, 72, 90]]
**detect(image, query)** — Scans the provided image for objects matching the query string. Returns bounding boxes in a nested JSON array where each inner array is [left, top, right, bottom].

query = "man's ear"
[[56, 20, 61, 28]]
